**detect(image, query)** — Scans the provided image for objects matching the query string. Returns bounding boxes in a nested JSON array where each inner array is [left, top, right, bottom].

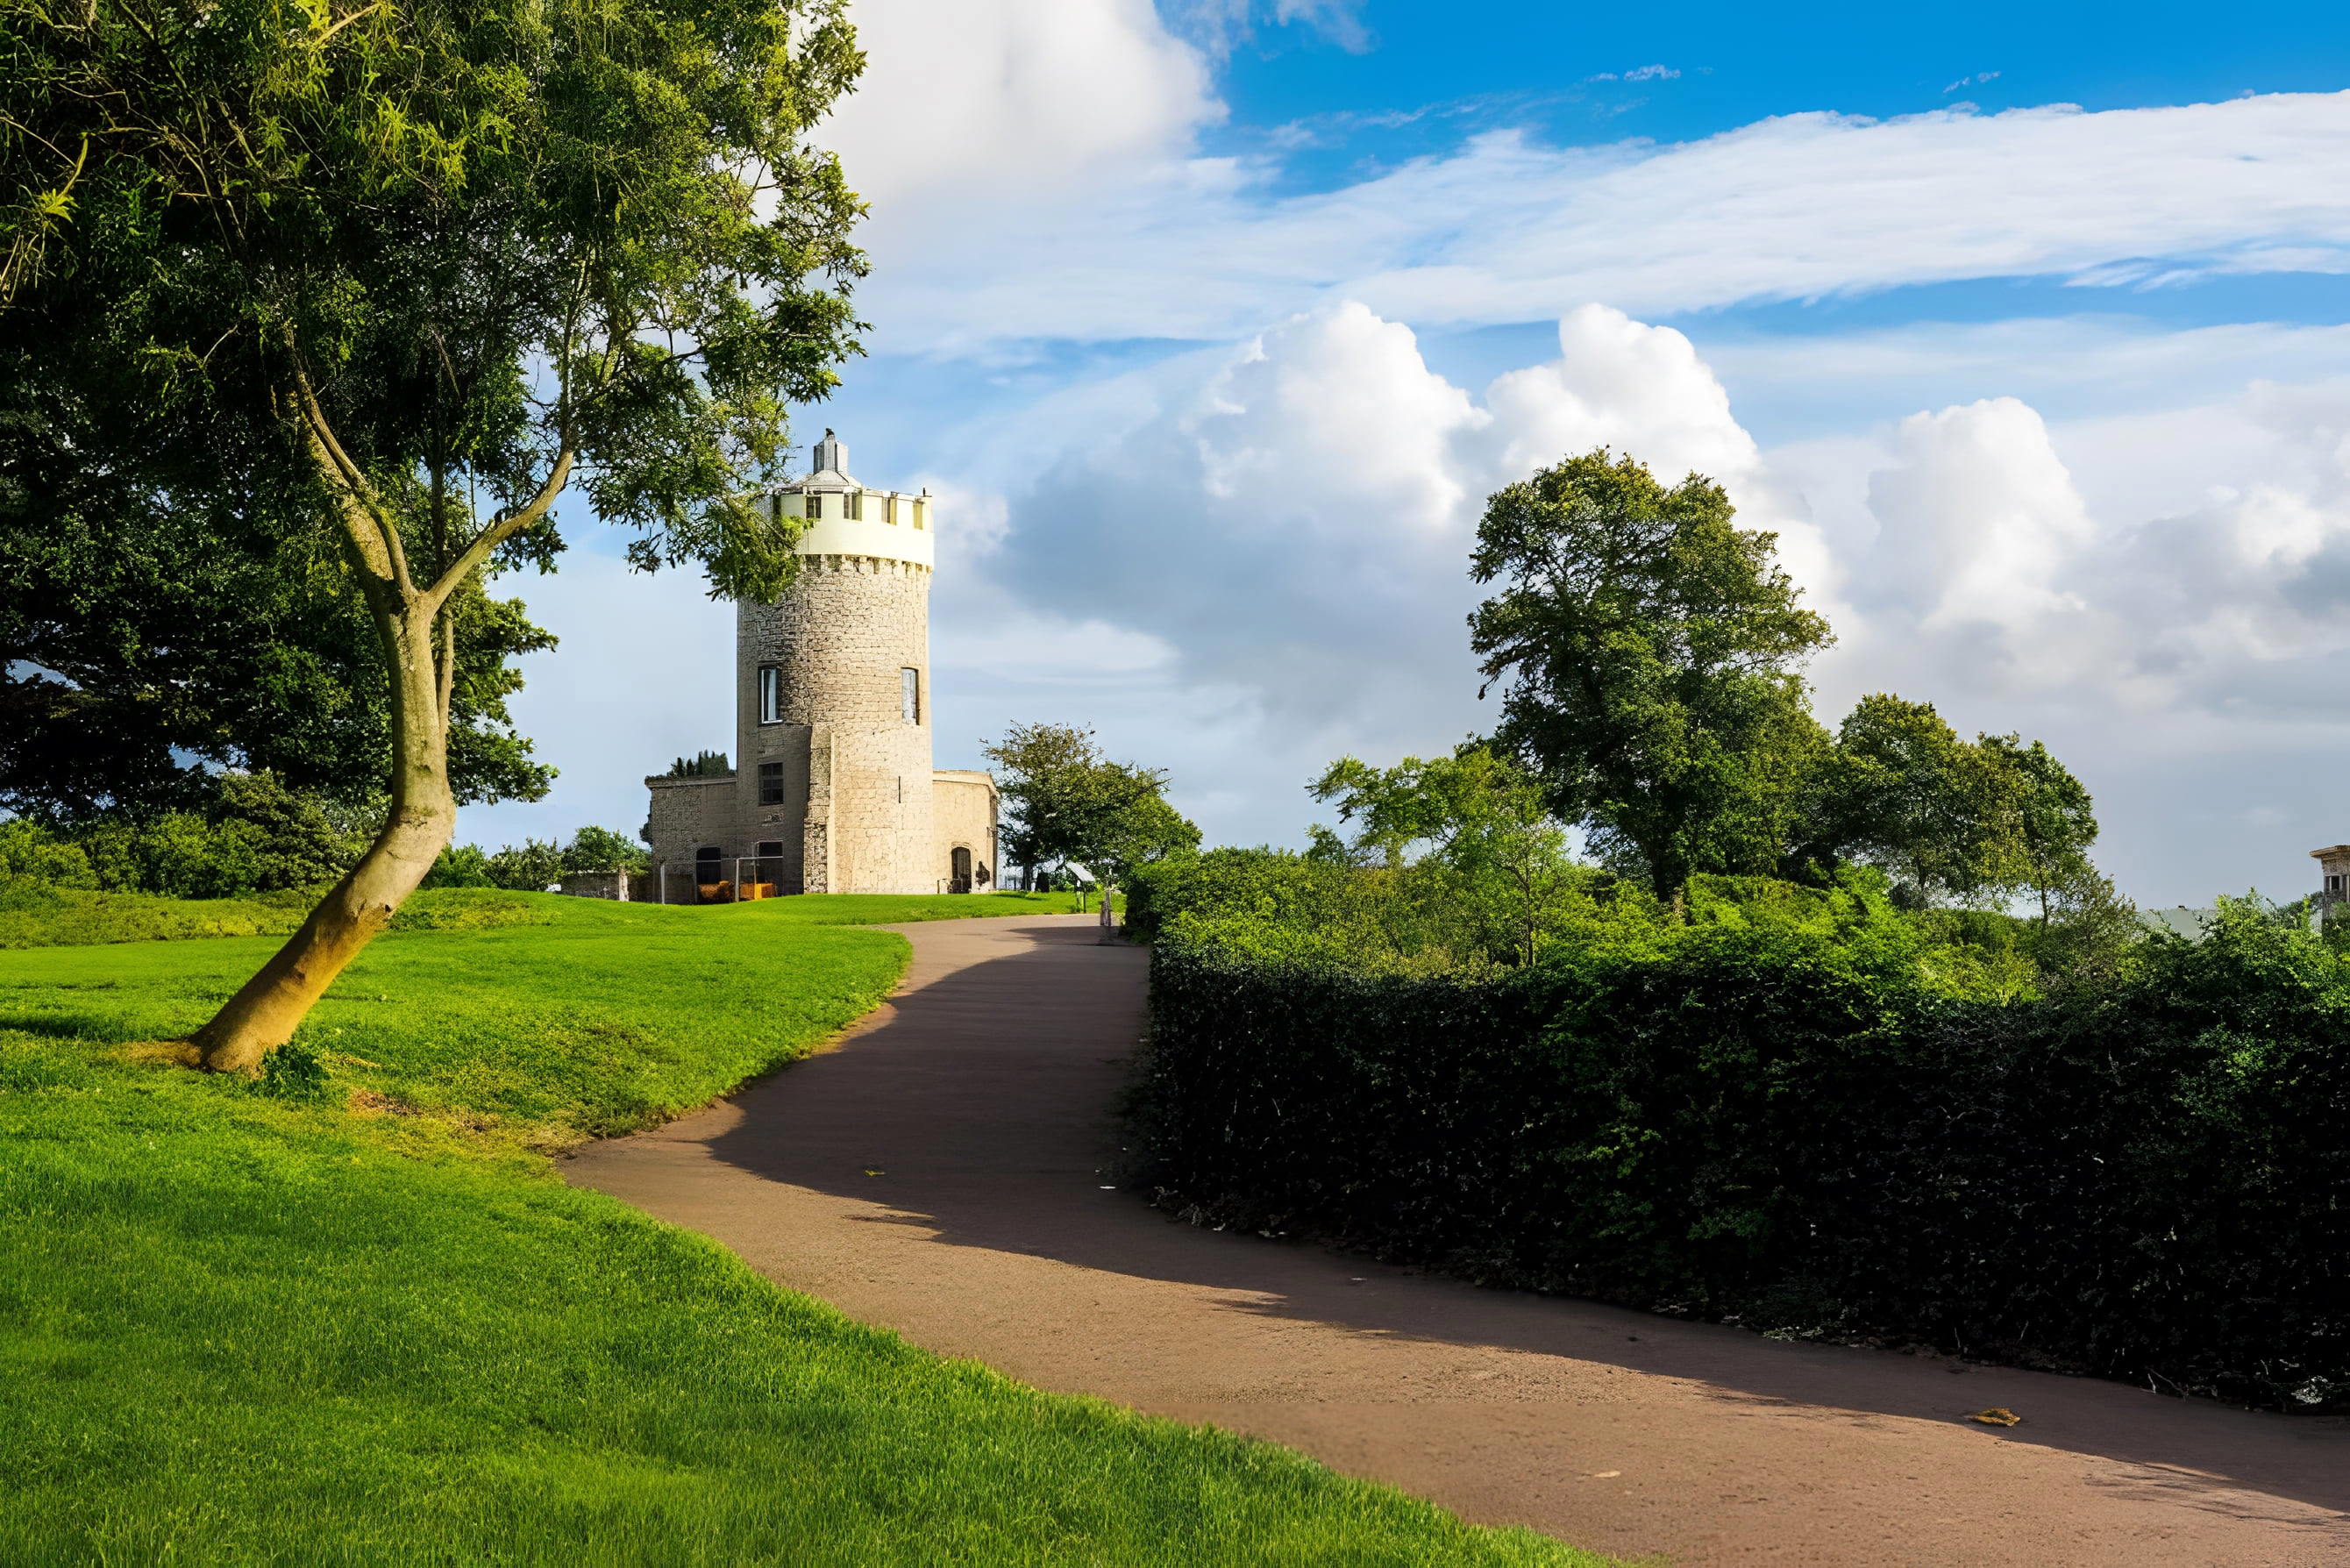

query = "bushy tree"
[[1795, 695, 2103, 916], [1311, 745, 1577, 964], [482, 840, 565, 894], [1470, 451, 1832, 900], [562, 825, 651, 875], [0, 398, 557, 820], [981, 723, 1197, 886], [1981, 733, 2099, 922], [0, 0, 865, 1068], [1801, 695, 2014, 907]]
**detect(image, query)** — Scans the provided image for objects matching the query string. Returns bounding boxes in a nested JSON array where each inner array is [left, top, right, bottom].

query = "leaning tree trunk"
[[193, 605, 455, 1074]]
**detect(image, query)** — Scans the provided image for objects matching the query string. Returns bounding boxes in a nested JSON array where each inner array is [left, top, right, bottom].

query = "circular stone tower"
[[733, 431, 936, 894]]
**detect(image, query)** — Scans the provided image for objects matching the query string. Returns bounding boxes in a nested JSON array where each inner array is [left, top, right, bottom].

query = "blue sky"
[[464, 0, 2350, 909], [1211, 0, 2350, 160]]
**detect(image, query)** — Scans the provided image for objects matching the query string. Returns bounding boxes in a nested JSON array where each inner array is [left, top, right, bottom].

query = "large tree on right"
[[1470, 450, 1832, 899]]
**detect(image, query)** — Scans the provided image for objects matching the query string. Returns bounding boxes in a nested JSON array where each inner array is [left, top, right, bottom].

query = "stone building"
[[2314, 844, 2350, 906], [642, 432, 998, 898]]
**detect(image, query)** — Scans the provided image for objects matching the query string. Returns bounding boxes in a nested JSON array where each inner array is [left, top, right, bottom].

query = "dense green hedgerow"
[[1130, 852, 2350, 1413]]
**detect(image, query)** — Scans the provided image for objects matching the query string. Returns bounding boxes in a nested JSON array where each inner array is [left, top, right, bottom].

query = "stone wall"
[[644, 773, 737, 900], [559, 870, 631, 901], [829, 722, 936, 894], [736, 554, 936, 894], [932, 770, 999, 891]]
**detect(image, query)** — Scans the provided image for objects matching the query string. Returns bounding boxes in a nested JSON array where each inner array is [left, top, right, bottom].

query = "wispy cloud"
[[1163, 0, 1372, 56], [839, 93, 2350, 352], [1943, 70, 2003, 94], [1590, 63, 1681, 82]]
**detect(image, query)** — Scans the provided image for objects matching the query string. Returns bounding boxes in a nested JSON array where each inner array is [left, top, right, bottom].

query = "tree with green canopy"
[[0, 395, 556, 818], [1980, 731, 2099, 923], [981, 723, 1199, 887], [1469, 449, 1832, 900], [1800, 694, 2018, 907], [1794, 695, 2100, 915], [0, 0, 865, 1069], [1311, 745, 1576, 965]]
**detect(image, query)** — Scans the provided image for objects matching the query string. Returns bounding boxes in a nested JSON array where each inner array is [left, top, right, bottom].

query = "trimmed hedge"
[[1136, 904, 2350, 1412]]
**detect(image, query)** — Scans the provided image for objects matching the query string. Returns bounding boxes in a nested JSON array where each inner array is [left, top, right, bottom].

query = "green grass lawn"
[[0, 892, 1609, 1566]]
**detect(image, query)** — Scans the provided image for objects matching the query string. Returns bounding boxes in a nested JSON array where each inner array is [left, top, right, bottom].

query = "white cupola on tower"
[[809, 428, 851, 484]]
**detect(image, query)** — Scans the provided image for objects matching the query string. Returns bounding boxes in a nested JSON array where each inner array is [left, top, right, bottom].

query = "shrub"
[[483, 838, 564, 892], [422, 844, 497, 888], [0, 773, 360, 900], [0, 820, 96, 888], [1135, 887, 2350, 1413], [562, 824, 651, 874]]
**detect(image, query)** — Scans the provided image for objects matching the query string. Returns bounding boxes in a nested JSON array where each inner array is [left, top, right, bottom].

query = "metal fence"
[[655, 857, 792, 904]]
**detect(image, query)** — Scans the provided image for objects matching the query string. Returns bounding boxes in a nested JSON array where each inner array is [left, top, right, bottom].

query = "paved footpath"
[[566, 915, 2350, 1566]]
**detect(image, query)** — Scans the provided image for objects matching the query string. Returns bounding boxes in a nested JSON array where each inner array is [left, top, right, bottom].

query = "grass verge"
[[0, 893, 1608, 1565]]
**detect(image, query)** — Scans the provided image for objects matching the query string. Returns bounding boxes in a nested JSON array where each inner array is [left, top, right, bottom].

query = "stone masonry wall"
[[932, 772, 999, 889], [735, 555, 936, 894], [644, 774, 738, 900]]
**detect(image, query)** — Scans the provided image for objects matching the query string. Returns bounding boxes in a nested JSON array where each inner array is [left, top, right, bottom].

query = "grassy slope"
[[0, 894, 1606, 1567], [0, 881, 1093, 951]]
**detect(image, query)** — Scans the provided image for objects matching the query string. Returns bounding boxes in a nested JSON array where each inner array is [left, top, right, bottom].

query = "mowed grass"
[[0, 893, 1608, 1566]]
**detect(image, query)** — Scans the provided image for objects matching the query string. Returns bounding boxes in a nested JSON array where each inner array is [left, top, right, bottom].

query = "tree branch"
[[288, 360, 416, 596], [419, 447, 574, 615]]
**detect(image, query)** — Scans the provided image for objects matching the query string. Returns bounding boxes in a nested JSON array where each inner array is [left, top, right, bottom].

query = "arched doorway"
[[950, 845, 973, 894]]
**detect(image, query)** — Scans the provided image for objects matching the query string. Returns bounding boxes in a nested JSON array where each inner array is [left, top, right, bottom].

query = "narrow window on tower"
[[847, 490, 863, 520], [758, 665, 781, 724], [806, 492, 822, 522], [758, 761, 785, 806], [885, 495, 900, 525], [901, 667, 920, 725], [911, 498, 927, 530]]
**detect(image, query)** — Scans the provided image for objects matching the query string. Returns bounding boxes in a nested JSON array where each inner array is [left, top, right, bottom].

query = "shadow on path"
[[568, 915, 2350, 1567]]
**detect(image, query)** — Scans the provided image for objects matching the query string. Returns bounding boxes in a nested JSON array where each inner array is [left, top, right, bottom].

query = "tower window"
[[847, 490, 863, 520], [758, 665, 781, 724], [885, 495, 900, 525], [2331, 873, 2344, 896], [901, 667, 920, 725], [911, 499, 926, 530], [758, 761, 785, 805], [806, 492, 822, 522], [755, 840, 783, 858]]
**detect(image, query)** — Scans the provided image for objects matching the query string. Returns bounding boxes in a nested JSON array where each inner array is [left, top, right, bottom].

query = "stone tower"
[[643, 431, 998, 897]]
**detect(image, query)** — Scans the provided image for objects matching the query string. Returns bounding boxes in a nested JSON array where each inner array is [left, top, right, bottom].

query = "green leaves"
[[1795, 695, 2102, 917], [981, 723, 1199, 883], [1138, 867, 2350, 1413], [1470, 450, 1832, 896]]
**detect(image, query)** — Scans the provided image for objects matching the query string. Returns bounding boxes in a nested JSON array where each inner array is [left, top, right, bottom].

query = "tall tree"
[[1805, 695, 2014, 907], [981, 723, 1197, 886], [0, 388, 557, 817], [0, 0, 864, 1069], [1980, 732, 2098, 923], [1469, 450, 1832, 899]]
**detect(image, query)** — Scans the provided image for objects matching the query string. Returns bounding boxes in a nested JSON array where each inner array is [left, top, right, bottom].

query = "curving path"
[[565, 914, 2350, 1566]]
